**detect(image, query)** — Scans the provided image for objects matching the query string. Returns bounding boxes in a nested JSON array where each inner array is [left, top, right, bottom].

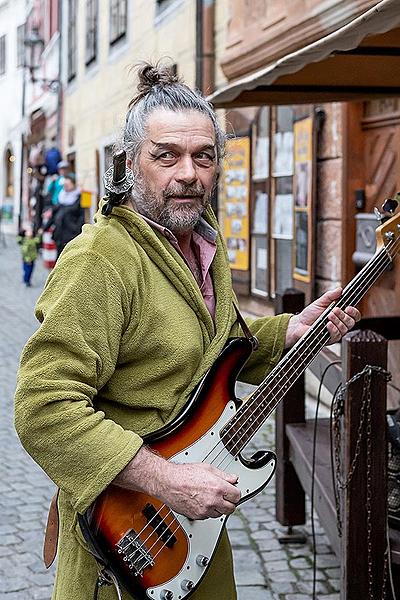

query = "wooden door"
[[361, 103, 400, 318], [361, 101, 400, 408]]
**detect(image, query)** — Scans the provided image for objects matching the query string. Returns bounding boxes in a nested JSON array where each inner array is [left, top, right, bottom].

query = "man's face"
[[132, 108, 218, 234]]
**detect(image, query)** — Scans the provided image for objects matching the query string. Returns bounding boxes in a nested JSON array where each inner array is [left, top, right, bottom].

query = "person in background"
[[46, 160, 70, 206], [43, 172, 85, 258], [17, 227, 41, 287]]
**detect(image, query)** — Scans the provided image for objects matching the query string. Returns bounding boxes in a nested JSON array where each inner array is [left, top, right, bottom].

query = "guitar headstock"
[[375, 195, 400, 261]]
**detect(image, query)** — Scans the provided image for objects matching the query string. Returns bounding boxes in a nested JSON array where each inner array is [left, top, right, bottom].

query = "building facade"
[[60, 0, 229, 212], [0, 0, 27, 234], [212, 0, 400, 308], [211, 0, 400, 402]]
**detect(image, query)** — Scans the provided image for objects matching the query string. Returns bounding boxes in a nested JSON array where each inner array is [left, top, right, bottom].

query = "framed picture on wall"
[[293, 116, 314, 282]]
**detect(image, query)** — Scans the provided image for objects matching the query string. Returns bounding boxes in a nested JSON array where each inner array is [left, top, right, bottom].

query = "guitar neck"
[[221, 245, 392, 454]]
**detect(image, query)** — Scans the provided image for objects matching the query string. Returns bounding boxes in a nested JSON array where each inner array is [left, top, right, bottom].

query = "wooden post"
[[341, 329, 388, 599], [275, 288, 306, 529]]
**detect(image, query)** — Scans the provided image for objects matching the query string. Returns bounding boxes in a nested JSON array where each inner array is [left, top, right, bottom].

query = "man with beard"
[[15, 63, 359, 600]]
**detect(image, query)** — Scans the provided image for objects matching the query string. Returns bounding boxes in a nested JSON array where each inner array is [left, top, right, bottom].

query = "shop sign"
[[221, 137, 250, 271]]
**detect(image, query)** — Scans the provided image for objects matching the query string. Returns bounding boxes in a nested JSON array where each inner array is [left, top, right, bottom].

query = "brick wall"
[[316, 103, 343, 295]]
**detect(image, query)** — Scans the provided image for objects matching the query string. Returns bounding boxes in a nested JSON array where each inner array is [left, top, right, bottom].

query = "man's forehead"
[[146, 108, 215, 143]]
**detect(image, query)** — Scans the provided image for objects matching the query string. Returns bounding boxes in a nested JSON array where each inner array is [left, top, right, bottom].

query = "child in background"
[[17, 228, 41, 287]]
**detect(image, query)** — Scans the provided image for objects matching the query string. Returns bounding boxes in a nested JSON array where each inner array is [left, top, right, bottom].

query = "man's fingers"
[[327, 305, 361, 342], [345, 306, 361, 322], [321, 287, 342, 304]]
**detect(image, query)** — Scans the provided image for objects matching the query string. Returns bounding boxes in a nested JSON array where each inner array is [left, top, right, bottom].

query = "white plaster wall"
[[0, 0, 27, 234], [62, 0, 219, 196]]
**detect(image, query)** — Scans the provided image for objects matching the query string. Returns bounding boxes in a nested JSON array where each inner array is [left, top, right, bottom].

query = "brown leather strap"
[[43, 489, 60, 568], [233, 304, 259, 350]]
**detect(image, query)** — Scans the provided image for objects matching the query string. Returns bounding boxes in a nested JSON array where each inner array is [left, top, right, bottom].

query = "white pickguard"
[[147, 401, 276, 600]]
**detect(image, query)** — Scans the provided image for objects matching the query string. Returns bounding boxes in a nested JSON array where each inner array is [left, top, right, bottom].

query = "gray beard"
[[131, 174, 211, 234]]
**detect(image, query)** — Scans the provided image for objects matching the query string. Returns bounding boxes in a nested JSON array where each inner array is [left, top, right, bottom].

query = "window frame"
[[85, 0, 98, 67], [67, 0, 77, 82], [109, 0, 127, 47], [17, 24, 25, 68], [0, 35, 6, 76]]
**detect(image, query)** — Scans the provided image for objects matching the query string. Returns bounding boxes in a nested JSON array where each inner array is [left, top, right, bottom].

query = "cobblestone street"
[[0, 236, 340, 599]]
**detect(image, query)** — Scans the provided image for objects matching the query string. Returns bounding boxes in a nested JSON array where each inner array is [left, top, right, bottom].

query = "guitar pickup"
[[142, 503, 177, 548]]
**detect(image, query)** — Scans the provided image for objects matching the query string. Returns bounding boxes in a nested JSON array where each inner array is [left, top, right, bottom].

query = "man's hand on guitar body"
[[113, 445, 241, 520], [285, 287, 361, 349]]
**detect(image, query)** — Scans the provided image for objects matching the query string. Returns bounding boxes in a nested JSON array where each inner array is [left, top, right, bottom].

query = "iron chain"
[[332, 365, 391, 600]]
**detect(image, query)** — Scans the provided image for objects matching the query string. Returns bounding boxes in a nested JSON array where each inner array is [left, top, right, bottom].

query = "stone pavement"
[[0, 236, 340, 599]]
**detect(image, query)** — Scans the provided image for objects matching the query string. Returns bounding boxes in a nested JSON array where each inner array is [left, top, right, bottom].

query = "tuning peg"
[[374, 207, 384, 222], [381, 197, 398, 215]]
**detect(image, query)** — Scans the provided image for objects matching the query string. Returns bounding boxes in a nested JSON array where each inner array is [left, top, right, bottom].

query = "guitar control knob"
[[160, 590, 173, 600], [181, 579, 194, 592], [196, 554, 209, 567]]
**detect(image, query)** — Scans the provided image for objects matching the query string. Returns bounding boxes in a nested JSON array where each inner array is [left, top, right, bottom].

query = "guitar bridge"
[[116, 530, 154, 576]]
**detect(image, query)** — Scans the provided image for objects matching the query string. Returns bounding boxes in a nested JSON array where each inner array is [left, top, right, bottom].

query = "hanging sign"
[[221, 137, 250, 271]]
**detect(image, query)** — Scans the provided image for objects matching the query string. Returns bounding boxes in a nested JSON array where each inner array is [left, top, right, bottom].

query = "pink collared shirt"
[[139, 214, 217, 320]]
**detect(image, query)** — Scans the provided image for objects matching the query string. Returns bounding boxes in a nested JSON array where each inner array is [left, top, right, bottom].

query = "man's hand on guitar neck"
[[113, 445, 241, 520], [284, 287, 361, 349]]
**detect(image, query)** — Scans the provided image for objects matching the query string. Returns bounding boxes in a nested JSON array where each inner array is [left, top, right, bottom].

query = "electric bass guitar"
[[79, 200, 400, 600]]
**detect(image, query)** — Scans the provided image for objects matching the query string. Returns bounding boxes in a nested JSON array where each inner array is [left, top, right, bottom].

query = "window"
[[156, 0, 183, 17], [0, 35, 6, 76], [85, 0, 98, 66], [49, 0, 58, 39], [17, 24, 25, 68], [109, 0, 127, 46], [67, 0, 77, 81]]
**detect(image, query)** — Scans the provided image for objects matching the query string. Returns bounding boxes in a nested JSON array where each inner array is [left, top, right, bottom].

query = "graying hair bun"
[[129, 62, 181, 108]]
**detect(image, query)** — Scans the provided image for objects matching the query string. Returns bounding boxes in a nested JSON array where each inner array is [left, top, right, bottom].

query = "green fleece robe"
[[14, 204, 291, 600]]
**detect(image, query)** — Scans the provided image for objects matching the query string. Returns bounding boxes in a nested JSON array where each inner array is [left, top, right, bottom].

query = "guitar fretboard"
[[220, 244, 393, 455]]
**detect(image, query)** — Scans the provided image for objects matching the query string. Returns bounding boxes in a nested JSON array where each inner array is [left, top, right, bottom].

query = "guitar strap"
[[233, 303, 259, 350]]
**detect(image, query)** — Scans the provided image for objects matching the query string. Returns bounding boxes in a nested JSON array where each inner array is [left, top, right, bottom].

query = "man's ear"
[[127, 158, 133, 169]]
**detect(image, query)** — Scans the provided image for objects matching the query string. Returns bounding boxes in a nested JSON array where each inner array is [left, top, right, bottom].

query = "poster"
[[273, 193, 293, 239], [272, 131, 293, 176], [221, 137, 250, 270], [294, 211, 308, 274], [294, 117, 312, 208], [293, 117, 313, 282], [252, 191, 268, 235], [253, 136, 269, 180]]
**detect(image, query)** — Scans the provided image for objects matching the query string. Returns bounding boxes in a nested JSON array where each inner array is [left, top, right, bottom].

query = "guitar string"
[[215, 239, 397, 461], [213, 253, 395, 470], [122, 234, 399, 562], [146, 234, 400, 558], [197, 241, 394, 474], [123, 235, 398, 560]]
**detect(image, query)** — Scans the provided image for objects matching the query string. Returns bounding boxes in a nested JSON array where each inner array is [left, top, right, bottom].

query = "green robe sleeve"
[[14, 250, 143, 514], [230, 313, 292, 385]]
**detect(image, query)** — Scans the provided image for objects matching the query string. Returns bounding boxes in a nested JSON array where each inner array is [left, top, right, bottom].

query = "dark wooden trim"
[[255, 85, 400, 95], [357, 316, 400, 340], [335, 47, 400, 56], [341, 330, 388, 598], [341, 102, 364, 286], [286, 420, 339, 555], [274, 290, 306, 527]]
